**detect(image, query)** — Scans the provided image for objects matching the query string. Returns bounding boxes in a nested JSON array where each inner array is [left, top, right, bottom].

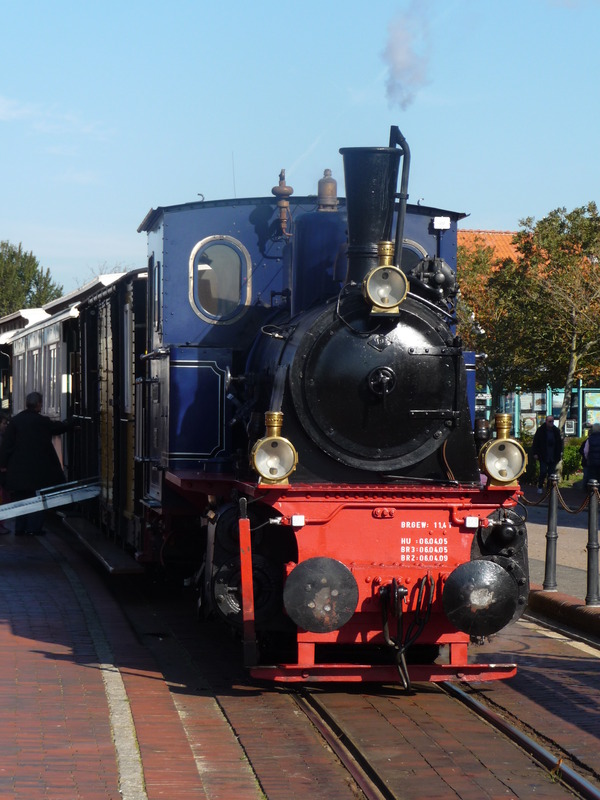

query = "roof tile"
[[458, 230, 518, 262]]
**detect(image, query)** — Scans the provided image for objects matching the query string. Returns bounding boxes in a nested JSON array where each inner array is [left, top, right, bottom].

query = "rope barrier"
[[519, 482, 591, 514]]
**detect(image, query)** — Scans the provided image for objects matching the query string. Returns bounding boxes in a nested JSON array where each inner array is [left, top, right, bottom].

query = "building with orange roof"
[[458, 230, 518, 262]]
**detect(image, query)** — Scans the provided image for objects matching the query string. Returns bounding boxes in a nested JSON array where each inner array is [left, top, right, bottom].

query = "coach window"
[[27, 349, 40, 395], [13, 354, 24, 410], [47, 345, 58, 413], [123, 303, 133, 414], [189, 235, 251, 322]]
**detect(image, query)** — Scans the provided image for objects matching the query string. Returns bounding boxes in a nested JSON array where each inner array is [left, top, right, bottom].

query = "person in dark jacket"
[[583, 423, 600, 486], [0, 392, 72, 535], [531, 415, 563, 493]]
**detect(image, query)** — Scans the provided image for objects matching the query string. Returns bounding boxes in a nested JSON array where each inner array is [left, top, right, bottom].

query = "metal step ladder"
[[0, 479, 100, 520], [61, 515, 145, 574]]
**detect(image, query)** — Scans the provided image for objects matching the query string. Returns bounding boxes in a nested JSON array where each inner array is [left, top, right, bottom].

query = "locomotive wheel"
[[212, 555, 281, 628]]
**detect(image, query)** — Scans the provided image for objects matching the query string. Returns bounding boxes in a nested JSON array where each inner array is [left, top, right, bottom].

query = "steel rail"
[[292, 690, 392, 800], [441, 681, 600, 800]]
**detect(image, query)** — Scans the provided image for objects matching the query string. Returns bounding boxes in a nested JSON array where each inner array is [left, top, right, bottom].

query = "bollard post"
[[542, 474, 559, 591], [585, 480, 600, 606]]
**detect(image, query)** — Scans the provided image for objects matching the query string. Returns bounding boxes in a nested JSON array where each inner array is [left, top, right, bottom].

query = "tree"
[[512, 203, 600, 429], [457, 204, 600, 431], [456, 240, 541, 414], [0, 241, 63, 316]]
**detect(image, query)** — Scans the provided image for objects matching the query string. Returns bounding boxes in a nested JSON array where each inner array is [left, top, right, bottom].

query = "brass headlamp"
[[362, 241, 408, 314], [251, 411, 298, 484], [479, 413, 527, 486]]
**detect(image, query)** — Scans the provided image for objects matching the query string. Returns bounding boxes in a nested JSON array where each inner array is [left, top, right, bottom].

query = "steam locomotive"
[[3, 127, 529, 687]]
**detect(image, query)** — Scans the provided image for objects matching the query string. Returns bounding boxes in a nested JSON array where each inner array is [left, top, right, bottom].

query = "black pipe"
[[389, 126, 411, 270]]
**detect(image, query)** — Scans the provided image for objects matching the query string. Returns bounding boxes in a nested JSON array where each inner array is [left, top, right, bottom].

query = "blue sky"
[[1, 0, 599, 293]]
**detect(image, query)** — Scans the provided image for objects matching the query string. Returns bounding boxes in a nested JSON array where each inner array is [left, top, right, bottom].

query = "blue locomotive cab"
[[137, 169, 476, 498], [137, 188, 348, 499]]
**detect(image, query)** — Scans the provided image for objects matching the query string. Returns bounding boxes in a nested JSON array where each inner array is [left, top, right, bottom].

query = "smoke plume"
[[382, 4, 430, 109]]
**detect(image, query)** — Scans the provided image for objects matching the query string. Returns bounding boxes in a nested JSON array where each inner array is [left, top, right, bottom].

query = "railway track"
[[290, 681, 600, 800], [292, 689, 391, 800], [442, 681, 600, 800]]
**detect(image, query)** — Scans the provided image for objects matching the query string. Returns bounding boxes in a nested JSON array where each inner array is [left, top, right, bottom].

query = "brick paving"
[[213, 689, 360, 799], [0, 532, 261, 800], [0, 538, 120, 800], [0, 498, 597, 800], [123, 594, 362, 800]]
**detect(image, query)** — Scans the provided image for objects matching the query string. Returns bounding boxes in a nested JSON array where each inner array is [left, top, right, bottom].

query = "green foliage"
[[0, 241, 63, 316], [561, 443, 582, 481], [458, 204, 600, 426], [518, 432, 533, 451], [513, 203, 600, 389], [518, 434, 537, 485], [457, 242, 543, 410]]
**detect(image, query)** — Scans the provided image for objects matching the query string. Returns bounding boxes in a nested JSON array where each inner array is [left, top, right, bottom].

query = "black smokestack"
[[339, 146, 401, 283]]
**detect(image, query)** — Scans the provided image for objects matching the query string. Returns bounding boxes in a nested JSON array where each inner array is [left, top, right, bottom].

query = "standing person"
[[583, 423, 600, 486], [0, 392, 72, 535], [579, 424, 591, 488], [531, 415, 563, 494]]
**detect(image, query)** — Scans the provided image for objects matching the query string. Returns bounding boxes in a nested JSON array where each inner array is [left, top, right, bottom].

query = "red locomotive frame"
[[167, 471, 522, 684]]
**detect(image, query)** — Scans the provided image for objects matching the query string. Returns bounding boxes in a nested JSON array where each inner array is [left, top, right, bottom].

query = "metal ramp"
[[0, 480, 101, 520], [0, 479, 144, 574]]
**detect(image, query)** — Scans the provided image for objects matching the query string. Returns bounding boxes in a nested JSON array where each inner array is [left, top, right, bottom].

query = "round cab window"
[[189, 236, 251, 323]]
